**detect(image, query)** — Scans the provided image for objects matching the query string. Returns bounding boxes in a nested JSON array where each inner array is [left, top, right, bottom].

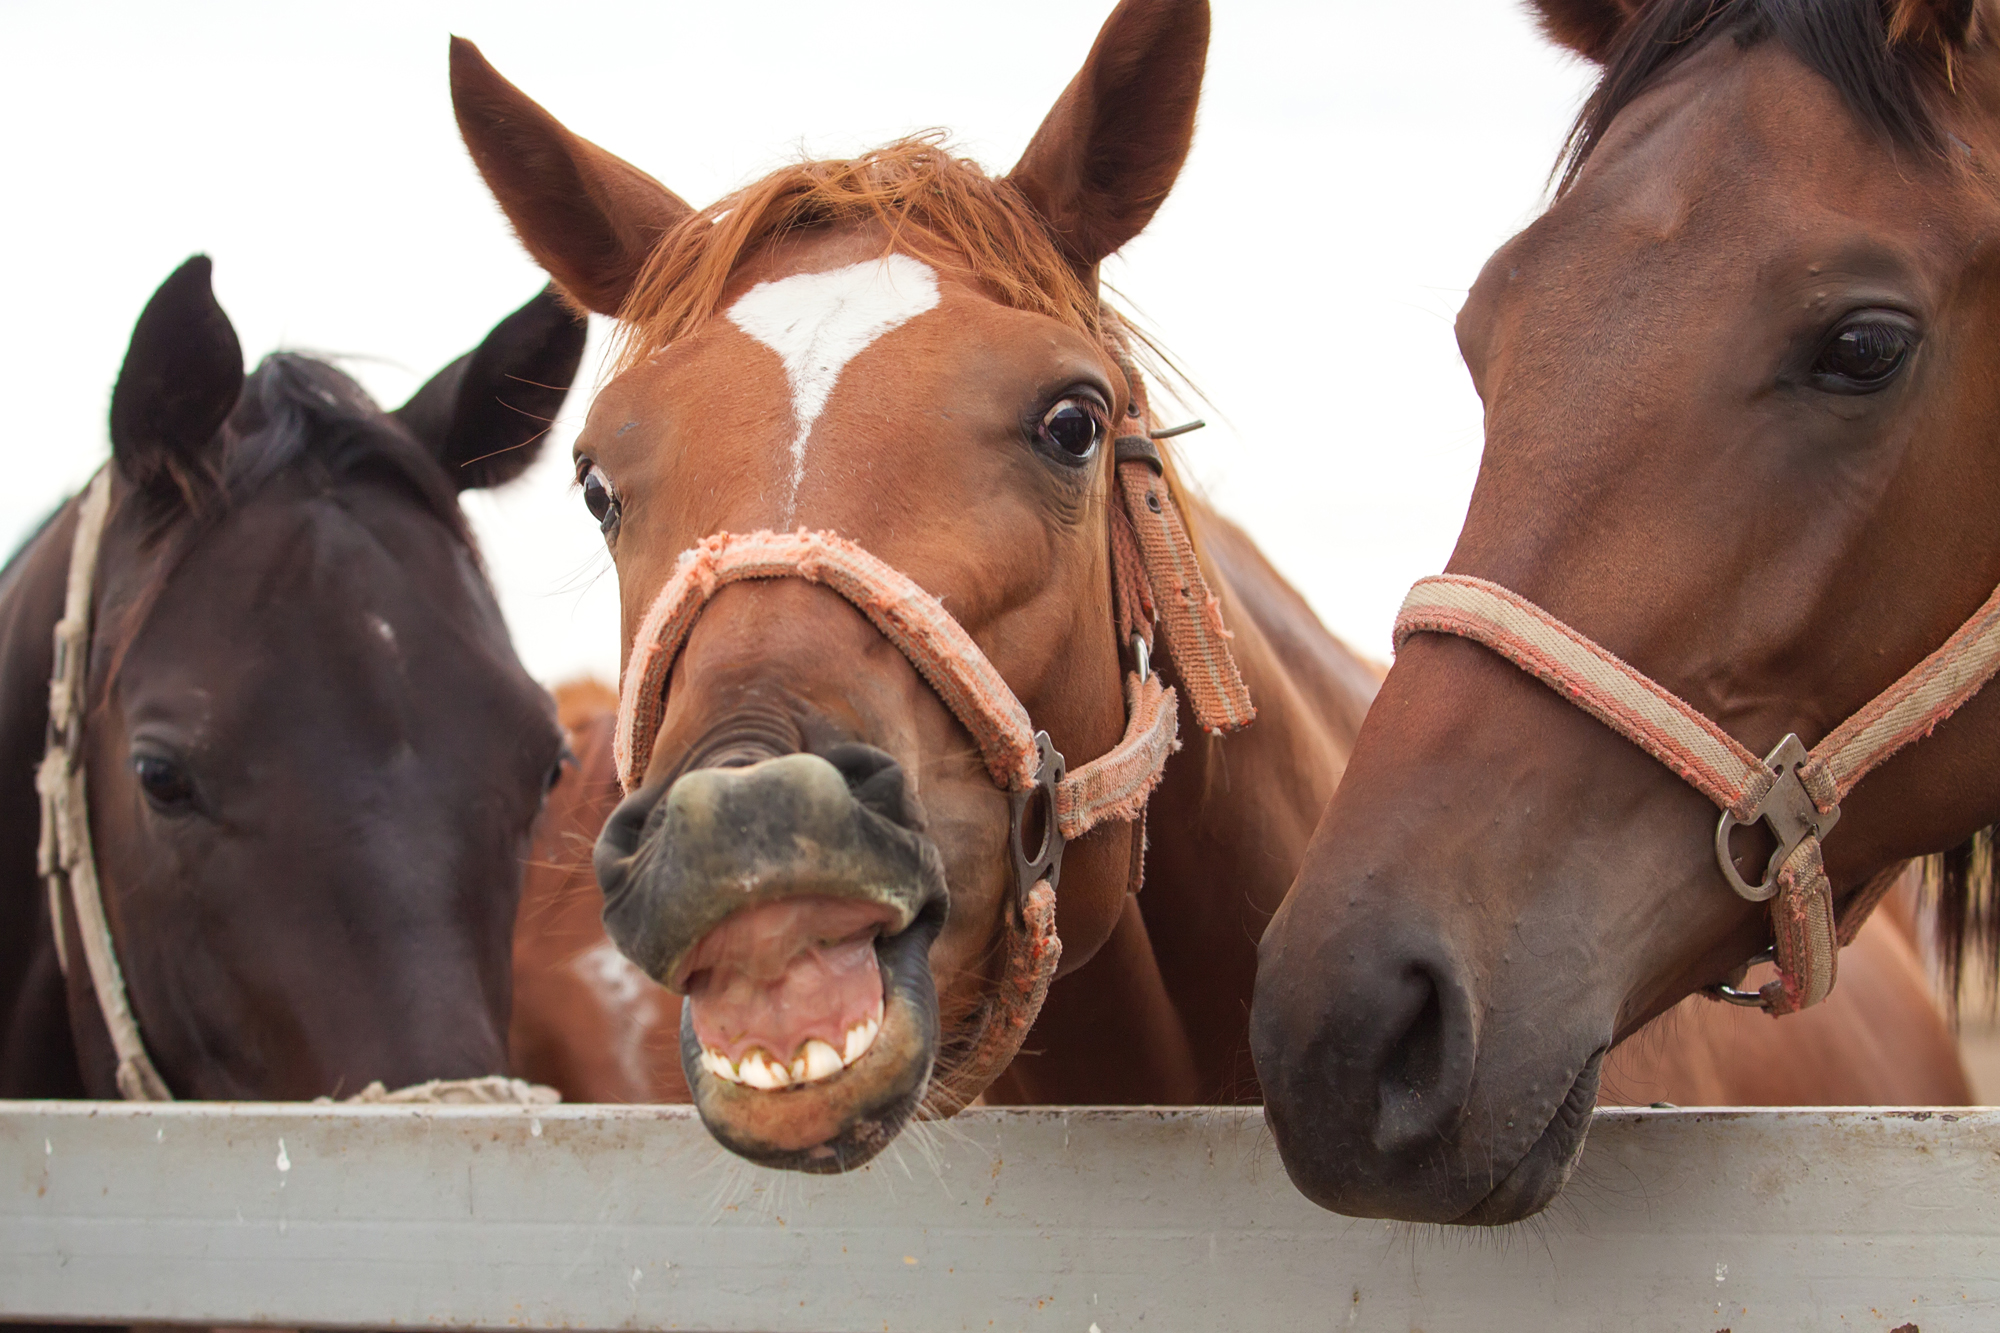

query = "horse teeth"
[[843, 1015, 881, 1065], [798, 1039, 844, 1083], [702, 1018, 882, 1093], [738, 1051, 789, 1090]]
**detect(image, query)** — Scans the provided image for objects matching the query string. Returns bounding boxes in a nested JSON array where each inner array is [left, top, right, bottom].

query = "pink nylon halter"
[[1395, 573, 2000, 1014], [612, 416, 1255, 1093]]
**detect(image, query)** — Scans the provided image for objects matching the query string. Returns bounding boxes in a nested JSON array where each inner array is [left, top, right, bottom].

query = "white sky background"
[[0, 1, 1595, 686]]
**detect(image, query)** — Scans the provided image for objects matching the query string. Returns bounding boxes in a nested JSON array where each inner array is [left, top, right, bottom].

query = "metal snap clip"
[[1713, 734, 1840, 903]]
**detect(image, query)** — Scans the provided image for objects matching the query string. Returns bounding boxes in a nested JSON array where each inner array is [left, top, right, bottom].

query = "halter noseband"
[[1396, 572, 2000, 1014], [612, 389, 1256, 1093]]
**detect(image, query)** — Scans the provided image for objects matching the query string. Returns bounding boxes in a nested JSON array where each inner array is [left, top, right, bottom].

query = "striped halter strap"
[[1396, 573, 2000, 1015], [614, 379, 1255, 1094]]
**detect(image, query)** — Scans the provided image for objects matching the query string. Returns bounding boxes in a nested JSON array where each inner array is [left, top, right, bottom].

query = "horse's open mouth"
[[677, 896, 944, 1173], [1449, 1049, 1604, 1225], [681, 898, 895, 1088]]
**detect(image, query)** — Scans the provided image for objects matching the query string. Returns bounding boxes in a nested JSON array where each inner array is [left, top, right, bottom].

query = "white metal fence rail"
[[3, 1102, 1995, 1332]]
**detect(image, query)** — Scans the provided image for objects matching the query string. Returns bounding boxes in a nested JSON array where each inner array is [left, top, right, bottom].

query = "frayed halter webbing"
[[1395, 572, 2000, 1015], [38, 468, 557, 1106], [34, 469, 169, 1100], [613, 401, 1254, 1094]]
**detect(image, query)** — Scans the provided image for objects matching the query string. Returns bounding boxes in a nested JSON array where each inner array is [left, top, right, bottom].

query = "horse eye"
[[133, 754, 197, 813], [578, 462, 619, 534], [546, 745, 574, 795], [1811, 316, 1915, 392], [1039, 398, 1104, 462]]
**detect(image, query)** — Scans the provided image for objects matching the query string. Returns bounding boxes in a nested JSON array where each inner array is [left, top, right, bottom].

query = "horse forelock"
[[98, 353, 474, 698], [225, 354, 468, 541], [1556, 0, 1968, 196], [611, 135, 1101, 372], [608, 131, 1210, 551]]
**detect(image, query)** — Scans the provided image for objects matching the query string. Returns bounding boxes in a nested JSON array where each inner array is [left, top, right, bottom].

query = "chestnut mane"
[[613, 135, 1102, 372]]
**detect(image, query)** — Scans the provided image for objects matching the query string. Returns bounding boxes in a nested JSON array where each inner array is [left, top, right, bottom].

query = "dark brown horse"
[[452, 0, 1385, 1160], [1253, 0, 2000, 1224], [0, 256, 583, 1099]]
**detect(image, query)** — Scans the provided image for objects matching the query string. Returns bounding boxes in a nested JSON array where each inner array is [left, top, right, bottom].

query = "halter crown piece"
[[39, 467, 554, 1105], [1395, 573, 2000, 1014], [612, 349, 1256, 1093]]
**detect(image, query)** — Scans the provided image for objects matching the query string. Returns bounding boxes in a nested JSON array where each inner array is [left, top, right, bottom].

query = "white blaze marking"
[[726, 255, 941, 519]]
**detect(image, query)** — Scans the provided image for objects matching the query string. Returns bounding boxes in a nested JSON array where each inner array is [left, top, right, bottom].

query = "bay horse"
[[452, 0, 1383, 1161], [0, 255, 583, 1099], [1252, 0, 2000, 1224]]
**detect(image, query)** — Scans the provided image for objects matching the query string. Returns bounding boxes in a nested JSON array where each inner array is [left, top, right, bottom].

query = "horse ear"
[[1005, 0, 1209, 275], [109, 255, 244, 504], [394, 286, 588, 492], [1528, 0, 1645, 62], [1886, 0, 1980, 48], [450, 38, 694, 316]]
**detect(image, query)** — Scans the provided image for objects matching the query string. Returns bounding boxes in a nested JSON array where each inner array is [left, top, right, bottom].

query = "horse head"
[[1253, 0, 2000, 1223], [451, 0, 1219, 1170], [37, 256, 582, 1098]]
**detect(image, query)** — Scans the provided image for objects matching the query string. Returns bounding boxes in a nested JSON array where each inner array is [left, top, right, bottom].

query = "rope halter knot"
[[1395, 571, 2000, 1016]]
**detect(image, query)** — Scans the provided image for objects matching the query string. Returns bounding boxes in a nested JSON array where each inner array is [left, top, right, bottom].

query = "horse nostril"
[[818, 742, 920, 831], [1371, 960, 1474, 1156]]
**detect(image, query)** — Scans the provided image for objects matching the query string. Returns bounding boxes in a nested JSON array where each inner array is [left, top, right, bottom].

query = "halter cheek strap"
[[1395, 572, 2000, 1014], [36, 468, 172, 1100]]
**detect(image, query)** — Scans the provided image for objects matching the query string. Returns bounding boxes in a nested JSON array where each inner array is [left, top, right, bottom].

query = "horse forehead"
[[725, 254, 943, 404]]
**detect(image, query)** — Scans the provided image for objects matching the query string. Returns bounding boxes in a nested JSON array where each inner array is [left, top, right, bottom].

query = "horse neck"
[[0, 496, 87, 1095], [994, 498, 1379, 1104]]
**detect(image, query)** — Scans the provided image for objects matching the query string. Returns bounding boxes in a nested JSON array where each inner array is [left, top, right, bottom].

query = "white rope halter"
[[37, 467, 555, 1105], [1396, 572, 2000, 1014]]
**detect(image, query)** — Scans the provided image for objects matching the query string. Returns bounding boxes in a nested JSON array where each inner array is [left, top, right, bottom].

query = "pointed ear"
[[450, 37, 695, 316], [394, 286, 588, 491], [1529, 0, 1645, 62], [109, 255, 243, 504], [1886, 0, 1980, 48], [1005, 0, 1209, 275]]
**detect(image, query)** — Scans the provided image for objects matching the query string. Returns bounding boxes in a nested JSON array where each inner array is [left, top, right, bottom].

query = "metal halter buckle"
[[1705, 947, 1777, 1007], [1713, 734, 1840, 904], [1008, 731, 1068, 907]]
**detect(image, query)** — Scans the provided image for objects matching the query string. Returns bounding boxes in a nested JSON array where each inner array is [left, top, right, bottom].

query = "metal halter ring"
[[1713, 734, 1841, 904], [1704, 948, 1777, 1007], [1008, 731, 1068, 908]]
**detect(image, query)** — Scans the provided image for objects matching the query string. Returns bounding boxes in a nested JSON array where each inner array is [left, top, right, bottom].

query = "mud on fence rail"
[[3, 1103, 1996, 1333]]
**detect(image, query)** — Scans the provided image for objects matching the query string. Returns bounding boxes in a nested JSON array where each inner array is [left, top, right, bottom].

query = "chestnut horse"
[[453, 0, 1386, 1163], [1253, 0, 2000, 1224], [0, 257, 581, 1099]]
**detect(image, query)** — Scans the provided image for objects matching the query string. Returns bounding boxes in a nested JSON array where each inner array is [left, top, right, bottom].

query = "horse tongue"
[[683, 898, 890, 1088]]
